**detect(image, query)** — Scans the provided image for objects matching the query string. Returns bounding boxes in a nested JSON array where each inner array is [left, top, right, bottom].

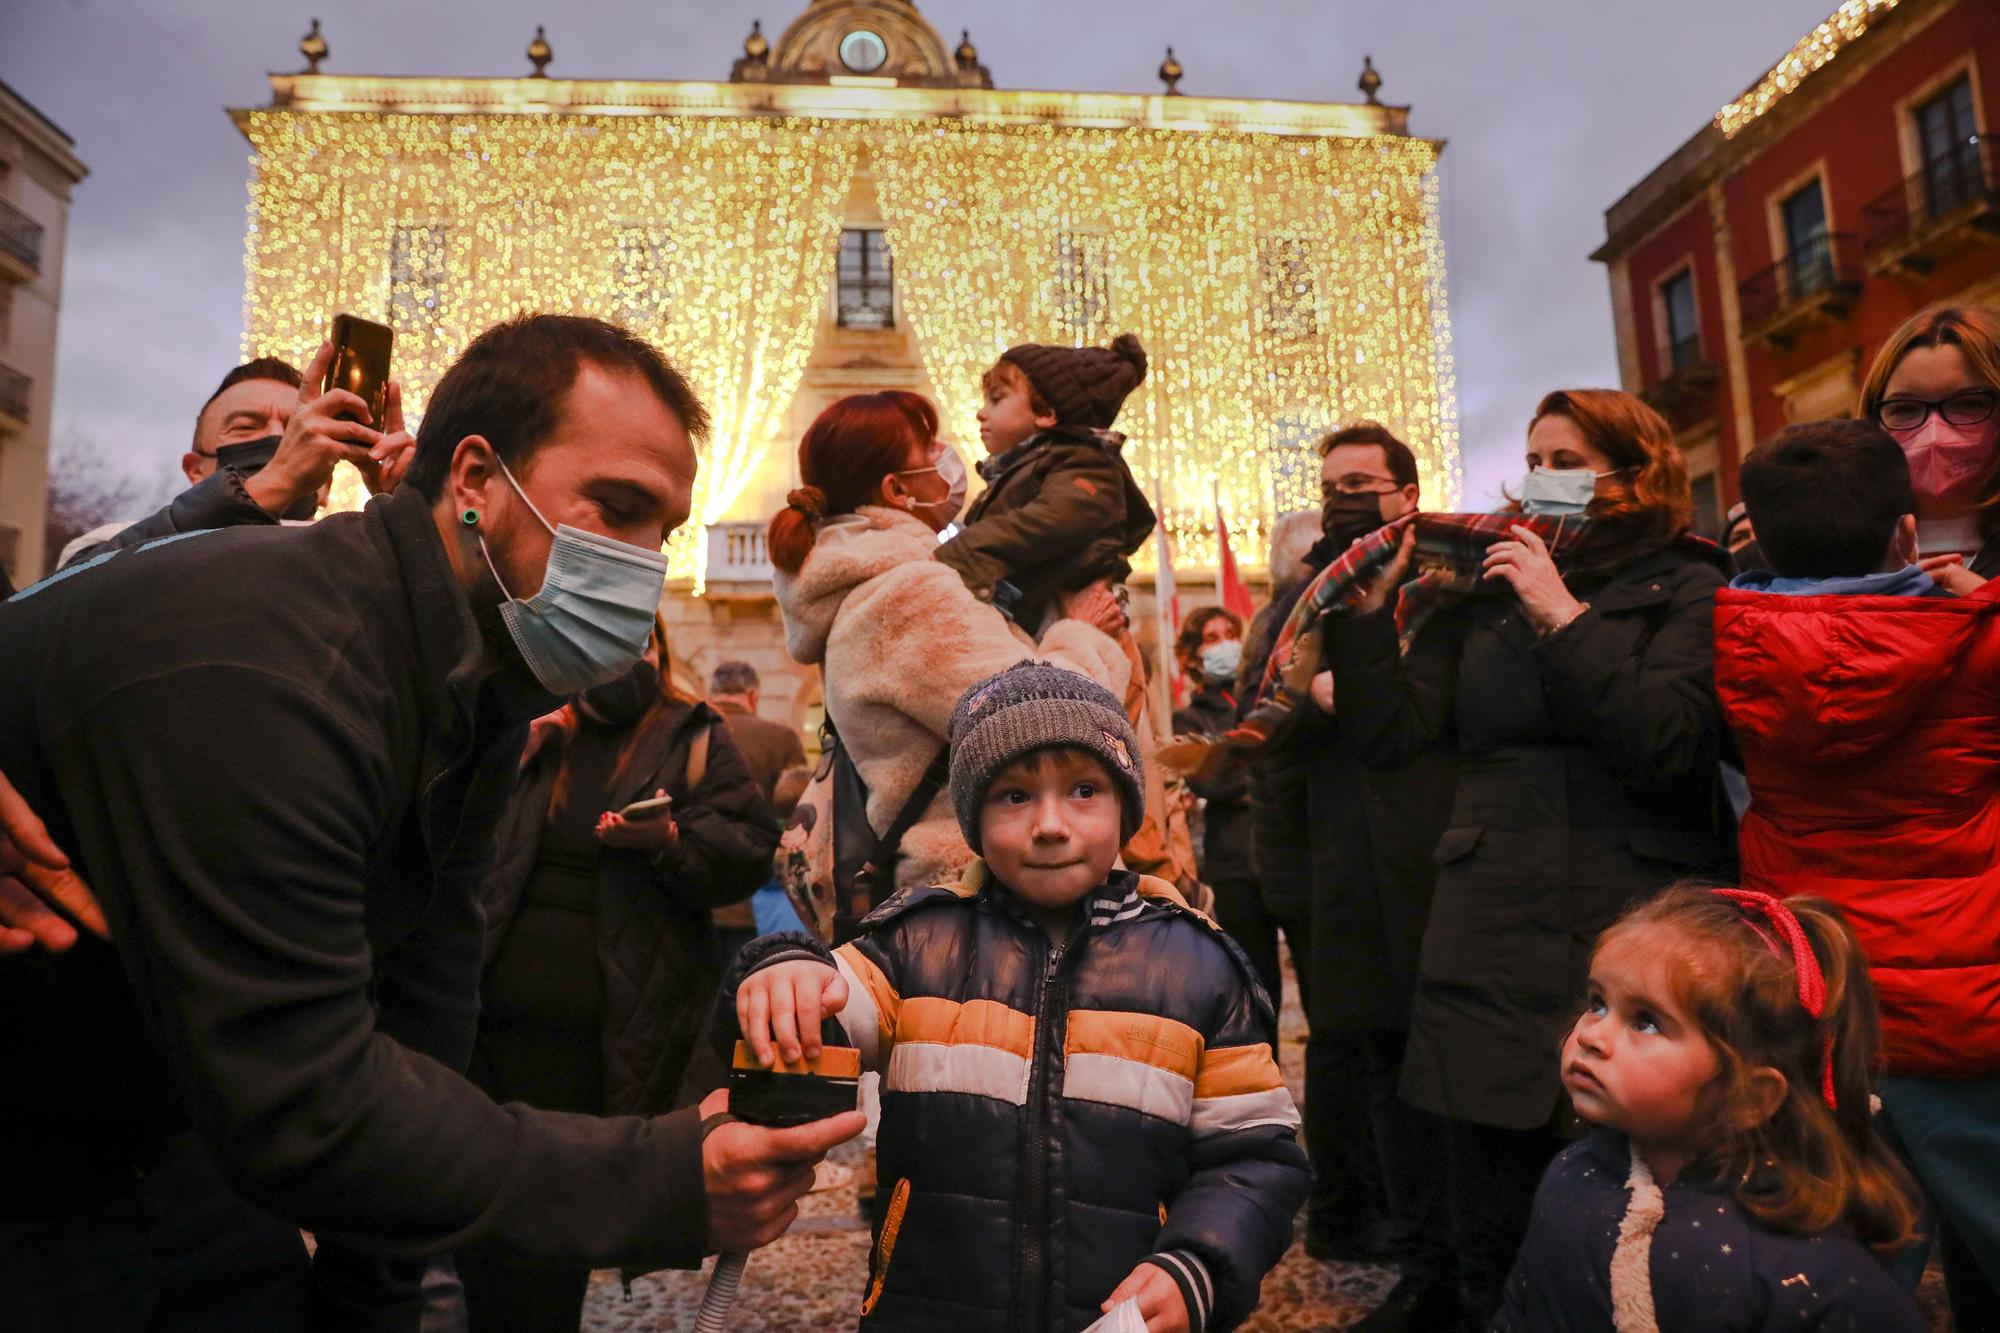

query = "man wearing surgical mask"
[[0, 314, 863, 1328], [56, 343, 418, 570]]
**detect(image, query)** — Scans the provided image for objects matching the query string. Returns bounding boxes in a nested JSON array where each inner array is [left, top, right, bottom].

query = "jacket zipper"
[[1019, 933, 1073, 1333]]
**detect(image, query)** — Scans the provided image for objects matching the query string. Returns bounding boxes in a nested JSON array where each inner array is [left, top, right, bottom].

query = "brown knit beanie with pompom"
[[1000, 332, 1148, 430]]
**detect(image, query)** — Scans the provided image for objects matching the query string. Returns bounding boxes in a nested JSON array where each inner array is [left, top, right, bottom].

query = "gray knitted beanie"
[[947, 662, 1145, 854]]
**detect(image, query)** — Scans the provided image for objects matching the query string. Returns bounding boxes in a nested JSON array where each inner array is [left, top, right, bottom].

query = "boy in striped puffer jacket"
[[722, 662, 1310, 1332]]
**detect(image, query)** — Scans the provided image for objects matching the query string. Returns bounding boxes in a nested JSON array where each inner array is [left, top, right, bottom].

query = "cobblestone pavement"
[[582, 955, 1396, 1331], [580, 953, 1954, 1332]]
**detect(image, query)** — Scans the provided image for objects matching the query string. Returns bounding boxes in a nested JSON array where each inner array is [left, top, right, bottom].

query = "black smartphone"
[[325, 313, 393, 427]]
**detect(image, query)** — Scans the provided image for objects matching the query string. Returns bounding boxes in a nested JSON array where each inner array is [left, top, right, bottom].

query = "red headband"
[[1711, 888, 1837, 1111]]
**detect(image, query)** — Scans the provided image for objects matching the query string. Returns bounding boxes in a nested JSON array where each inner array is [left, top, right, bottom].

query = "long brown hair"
[[1527, 389, 1693, 545], [1858, 302, 2000, 543], [547, 614, 701, 813], [1592, 886, 1919, 1253], [767, 391, 940, 574]]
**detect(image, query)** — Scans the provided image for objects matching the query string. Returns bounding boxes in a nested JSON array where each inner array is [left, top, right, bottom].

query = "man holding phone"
[[0, 313, 862, 1328], [56, 339, 417, 569]]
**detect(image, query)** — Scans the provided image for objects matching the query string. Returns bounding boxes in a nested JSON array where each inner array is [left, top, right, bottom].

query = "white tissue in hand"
[[1082, 1297, 1149, 1333]]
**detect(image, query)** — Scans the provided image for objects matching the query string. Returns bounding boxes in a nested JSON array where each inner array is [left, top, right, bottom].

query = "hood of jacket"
[[774, 506, 943, 666], [1715, 583, 2000, 761]]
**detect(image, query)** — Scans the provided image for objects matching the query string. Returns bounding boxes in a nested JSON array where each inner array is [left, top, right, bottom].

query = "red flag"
[[1213, 486, 1255, 622]]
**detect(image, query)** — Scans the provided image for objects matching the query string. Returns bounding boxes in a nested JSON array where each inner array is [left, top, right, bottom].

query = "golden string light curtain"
[[240, 111, 856, 579], [240, 111, 1455, 578], [869, 121, 1458, 570]]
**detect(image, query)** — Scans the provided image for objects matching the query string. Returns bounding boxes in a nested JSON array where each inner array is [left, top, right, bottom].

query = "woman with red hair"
[[768, 391, 1129, 894], [1324, 388, 1735, 1326]]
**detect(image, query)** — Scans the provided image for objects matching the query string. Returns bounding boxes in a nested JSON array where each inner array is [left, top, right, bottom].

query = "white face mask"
[[895, 444, 969, 532], [478, 457, 669, 696], [1520, 466, 1621, 517]]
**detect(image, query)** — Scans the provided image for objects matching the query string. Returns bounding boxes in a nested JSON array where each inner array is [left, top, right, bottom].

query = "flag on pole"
[[1153, 496, 1186, 712], [1213, 480, 1255, 622]]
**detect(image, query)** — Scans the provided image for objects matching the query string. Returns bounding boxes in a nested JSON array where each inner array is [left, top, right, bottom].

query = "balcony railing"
[[0, 359, 31, 429], [1862, 136, 2000, 271], [0, 198, 42, 276], [704, 520, 774, 585], [1736, 232, 1861, 348]]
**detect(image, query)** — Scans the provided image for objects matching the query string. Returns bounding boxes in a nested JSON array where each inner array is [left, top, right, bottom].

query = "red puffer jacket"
[[1714, 583, 2000, 1077]]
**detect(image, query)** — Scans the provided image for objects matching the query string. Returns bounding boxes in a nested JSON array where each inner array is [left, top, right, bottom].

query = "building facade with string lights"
[[235, 0, 1456, 721], [1595, 0, 1999, 533]]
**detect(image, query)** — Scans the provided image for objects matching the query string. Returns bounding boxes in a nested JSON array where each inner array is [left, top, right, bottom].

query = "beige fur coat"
[[775, 506, 1130, 890]]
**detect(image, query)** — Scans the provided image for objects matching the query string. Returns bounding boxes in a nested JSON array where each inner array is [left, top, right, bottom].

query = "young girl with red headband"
[[1493, 886, 1924, 1331]]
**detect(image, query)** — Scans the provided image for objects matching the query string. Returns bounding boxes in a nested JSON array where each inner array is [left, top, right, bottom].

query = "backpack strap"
[[851, 744, 951, 913]]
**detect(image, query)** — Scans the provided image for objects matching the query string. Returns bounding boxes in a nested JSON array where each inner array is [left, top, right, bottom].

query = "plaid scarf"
[[1219, 511, 1632, 756]]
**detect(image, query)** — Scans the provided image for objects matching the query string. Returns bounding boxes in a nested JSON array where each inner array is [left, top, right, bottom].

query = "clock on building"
[[838, 28, 889, 74]]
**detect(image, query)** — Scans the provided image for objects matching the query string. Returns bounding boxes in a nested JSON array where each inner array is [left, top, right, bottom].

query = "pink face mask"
[[1892, 417, 1999, 505]]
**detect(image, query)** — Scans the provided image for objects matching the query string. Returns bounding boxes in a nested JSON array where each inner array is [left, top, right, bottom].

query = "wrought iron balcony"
[[1736, 232, 1861, 350], [1862, 136, 2000, 274], [0, 359, 29, 431], [0, 198, 43, 283], [1640, 353, 1720, 426], [704, 520, 774, 586]]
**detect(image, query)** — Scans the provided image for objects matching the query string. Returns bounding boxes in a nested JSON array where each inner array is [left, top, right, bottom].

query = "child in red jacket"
[[1715, 418, 2000, 1320]]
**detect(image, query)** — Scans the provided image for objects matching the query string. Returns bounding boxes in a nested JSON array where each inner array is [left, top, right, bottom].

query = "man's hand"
[[1352, 526, 1416, 617], [699, 1087, 865, 1254], [0, 769, 108, 953], [1309, 670, 1335, 714], [242, 342, 412, 517], [1102, 1262, 1191, 1333], [1919, 553, 1989, 597], [596, 793, 680, 852], [736, 959, 847, 1067]]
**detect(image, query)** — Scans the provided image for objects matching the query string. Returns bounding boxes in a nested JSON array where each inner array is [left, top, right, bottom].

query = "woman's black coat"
[[1324, 538, 1735, 1130], [477, 699, 779, 1116]]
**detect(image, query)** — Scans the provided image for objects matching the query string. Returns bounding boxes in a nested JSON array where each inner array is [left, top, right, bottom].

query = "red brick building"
[[1594, 0, 2000, 534]]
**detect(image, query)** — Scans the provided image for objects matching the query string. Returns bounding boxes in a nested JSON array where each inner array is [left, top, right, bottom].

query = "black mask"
[[1730, 539, 1771, 577], [213, 435, 318, 521], [1321, 493, 1389, 548], [575, 658, 660, 728]]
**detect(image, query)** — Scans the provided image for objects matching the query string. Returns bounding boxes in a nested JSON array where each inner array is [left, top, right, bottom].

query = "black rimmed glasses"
[[1877, 390, 1998, 432]]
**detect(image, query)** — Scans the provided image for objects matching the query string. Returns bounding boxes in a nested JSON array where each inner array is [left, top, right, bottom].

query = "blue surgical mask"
[[1199, 638, 1244, 682], [478, 458, 669, 696], [1520, 466, 1616, 517]]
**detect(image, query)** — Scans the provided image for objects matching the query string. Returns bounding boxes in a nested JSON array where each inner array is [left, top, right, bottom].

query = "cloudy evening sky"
[[3, 0, 1840, 510]]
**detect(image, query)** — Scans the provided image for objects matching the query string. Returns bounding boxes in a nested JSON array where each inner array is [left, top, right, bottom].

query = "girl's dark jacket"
[[1494, 1131, 1923, 1332], [478, 697, 778, 1116], [1324, 532, 1736, 1129], [718, 866, 1311, 1332]]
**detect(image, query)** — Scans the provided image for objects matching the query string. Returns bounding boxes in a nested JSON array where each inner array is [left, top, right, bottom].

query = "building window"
[[1053, 231, 1112, 342], [1690, 471, 1721, 541], [1661, 269, 1700, 372], [1779, 180, 1833, 300], [1258, 236, 1319, 340], [388, 226, 448, 335], [836, 229, 894, 330], [1915, 75, 1980, 220]]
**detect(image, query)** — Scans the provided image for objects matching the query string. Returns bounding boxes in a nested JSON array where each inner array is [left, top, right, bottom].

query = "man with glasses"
[[1294, 422, 1461, 1330]]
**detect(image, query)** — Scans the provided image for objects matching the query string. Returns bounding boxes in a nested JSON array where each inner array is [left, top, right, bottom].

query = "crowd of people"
[[0, 297, 1995, 1333]]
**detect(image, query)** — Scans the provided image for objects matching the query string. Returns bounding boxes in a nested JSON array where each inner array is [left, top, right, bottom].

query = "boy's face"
[[977, 366, 1056, 456], [979, 748, 1125, 923]]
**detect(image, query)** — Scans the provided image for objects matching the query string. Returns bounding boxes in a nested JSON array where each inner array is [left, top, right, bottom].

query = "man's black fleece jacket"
[[0, 486, 706, 1270]]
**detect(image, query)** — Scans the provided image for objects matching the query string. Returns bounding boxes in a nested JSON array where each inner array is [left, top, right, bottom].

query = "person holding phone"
[[462, 619, 777, 1331], [0, 314, 862, 1328], [56, 336, 416, 570]]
